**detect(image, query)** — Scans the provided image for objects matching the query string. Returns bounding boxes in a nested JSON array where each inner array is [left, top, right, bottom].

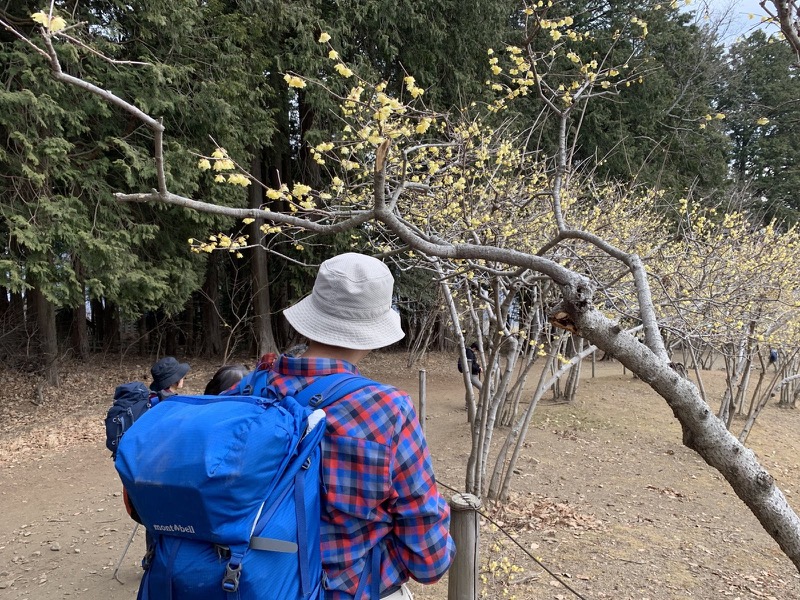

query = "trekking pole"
[[112, 522, 139, 584]]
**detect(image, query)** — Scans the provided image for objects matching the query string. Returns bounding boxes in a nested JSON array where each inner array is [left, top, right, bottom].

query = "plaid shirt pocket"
[[324, 435, 391, 522]]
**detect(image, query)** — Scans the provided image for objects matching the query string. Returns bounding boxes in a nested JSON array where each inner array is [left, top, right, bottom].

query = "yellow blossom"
[[213, 159, 235, 171], [214, 175, 226, 183], [211, 148, 227, 159], [31, 11, 66, 32], [318, 32, 331, 43], [328, 49, 339, 60], [284, 74, 306, 88], [266, 188, 282, 200], [49, 16, 66, 31], [550, 29, 562, 41], [197, 158, 211, 170], [756, 117, 770, 125], [334, 64, 354, 78], [292, 183, 312, 197], [242, 218, 255, 225], [227, 173, 251, 187]]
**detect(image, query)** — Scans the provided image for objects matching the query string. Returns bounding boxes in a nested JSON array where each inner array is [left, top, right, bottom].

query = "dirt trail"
[[2, 353, 800, 599]]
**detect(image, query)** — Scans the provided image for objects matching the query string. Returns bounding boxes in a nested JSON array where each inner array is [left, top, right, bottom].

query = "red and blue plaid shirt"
[[266, 355, 455, 599]]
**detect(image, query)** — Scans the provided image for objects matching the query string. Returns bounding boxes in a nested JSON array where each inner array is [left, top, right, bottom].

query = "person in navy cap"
[[149, 356, 190, 402]]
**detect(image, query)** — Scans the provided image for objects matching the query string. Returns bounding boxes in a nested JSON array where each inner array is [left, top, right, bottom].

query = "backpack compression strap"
[[247, 373, 374, 597], [246, 375, 372, 542]]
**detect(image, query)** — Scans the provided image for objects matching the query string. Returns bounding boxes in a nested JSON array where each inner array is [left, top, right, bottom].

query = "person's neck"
[[302, 341, 370, 365]]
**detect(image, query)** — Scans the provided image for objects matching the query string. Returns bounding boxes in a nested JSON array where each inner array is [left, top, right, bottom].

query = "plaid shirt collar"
[[272, 354, 361, 378]]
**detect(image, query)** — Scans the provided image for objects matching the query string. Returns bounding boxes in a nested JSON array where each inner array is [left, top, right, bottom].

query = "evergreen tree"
[[719, 30, 800, 225]]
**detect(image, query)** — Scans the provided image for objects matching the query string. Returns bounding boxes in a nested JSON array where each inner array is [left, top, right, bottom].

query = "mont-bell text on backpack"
[[152, 523, 196, 534]]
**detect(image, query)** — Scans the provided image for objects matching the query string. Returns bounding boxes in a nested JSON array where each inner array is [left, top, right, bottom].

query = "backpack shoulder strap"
[[294, 373, 373, 410], [236, 367, 267, 396]]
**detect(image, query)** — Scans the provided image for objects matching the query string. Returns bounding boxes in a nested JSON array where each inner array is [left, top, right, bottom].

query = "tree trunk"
[[137, 315, 147, 355], [248, 151, 277, 357], [30, 286, 59, 386], [562, 337, 584, 402], [165, 318, 178, 356], [570, 300, 800, 572], [70, 295, 89, 360], [102, 299, 121, 353], [184, 296, 196, 354], [69, 258, 89, 360], [90, 298, 104, 349], [200, 253, 223, 357], [2, 291, 26, 364], [298, 93, 322, 189]]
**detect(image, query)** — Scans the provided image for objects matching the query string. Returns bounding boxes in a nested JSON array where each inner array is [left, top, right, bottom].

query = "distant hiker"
[[106, 357, 189, 461], [458, 342, 483, 390], [276, 252, 455, 599], [149, 356, 190, 401], [769, 348, 779, 371], [203, 363, 249, 395]]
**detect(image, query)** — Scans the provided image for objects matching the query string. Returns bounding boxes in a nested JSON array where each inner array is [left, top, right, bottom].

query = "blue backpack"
[[115, 372, 380, 600], [105, 382, 154, 459]]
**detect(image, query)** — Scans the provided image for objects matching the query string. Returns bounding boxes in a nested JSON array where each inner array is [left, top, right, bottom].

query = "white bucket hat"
[[283, 253, 405, 350]]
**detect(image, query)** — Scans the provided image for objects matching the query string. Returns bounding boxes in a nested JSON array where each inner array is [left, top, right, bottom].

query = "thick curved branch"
[[539, 228, 668, 360], [577, 309, 800, 570], [764, 1, 800, 63]]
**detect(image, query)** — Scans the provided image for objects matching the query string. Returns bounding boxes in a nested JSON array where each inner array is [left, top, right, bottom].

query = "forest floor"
[[1, 351, 800, 600]]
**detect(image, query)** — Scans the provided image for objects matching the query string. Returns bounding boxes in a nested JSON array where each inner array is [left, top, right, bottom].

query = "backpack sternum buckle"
[[221, 560, 241, 592]]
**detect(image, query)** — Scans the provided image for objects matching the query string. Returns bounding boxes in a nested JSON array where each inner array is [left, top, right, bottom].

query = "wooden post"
[[448, 493, 481, 600], [591, 350, 595, 378], [418, 369, 427, 437]]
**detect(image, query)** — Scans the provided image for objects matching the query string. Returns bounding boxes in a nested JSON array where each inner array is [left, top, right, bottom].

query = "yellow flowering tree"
[[12, 1, 800, 572], [650, 200, 800, 440]]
